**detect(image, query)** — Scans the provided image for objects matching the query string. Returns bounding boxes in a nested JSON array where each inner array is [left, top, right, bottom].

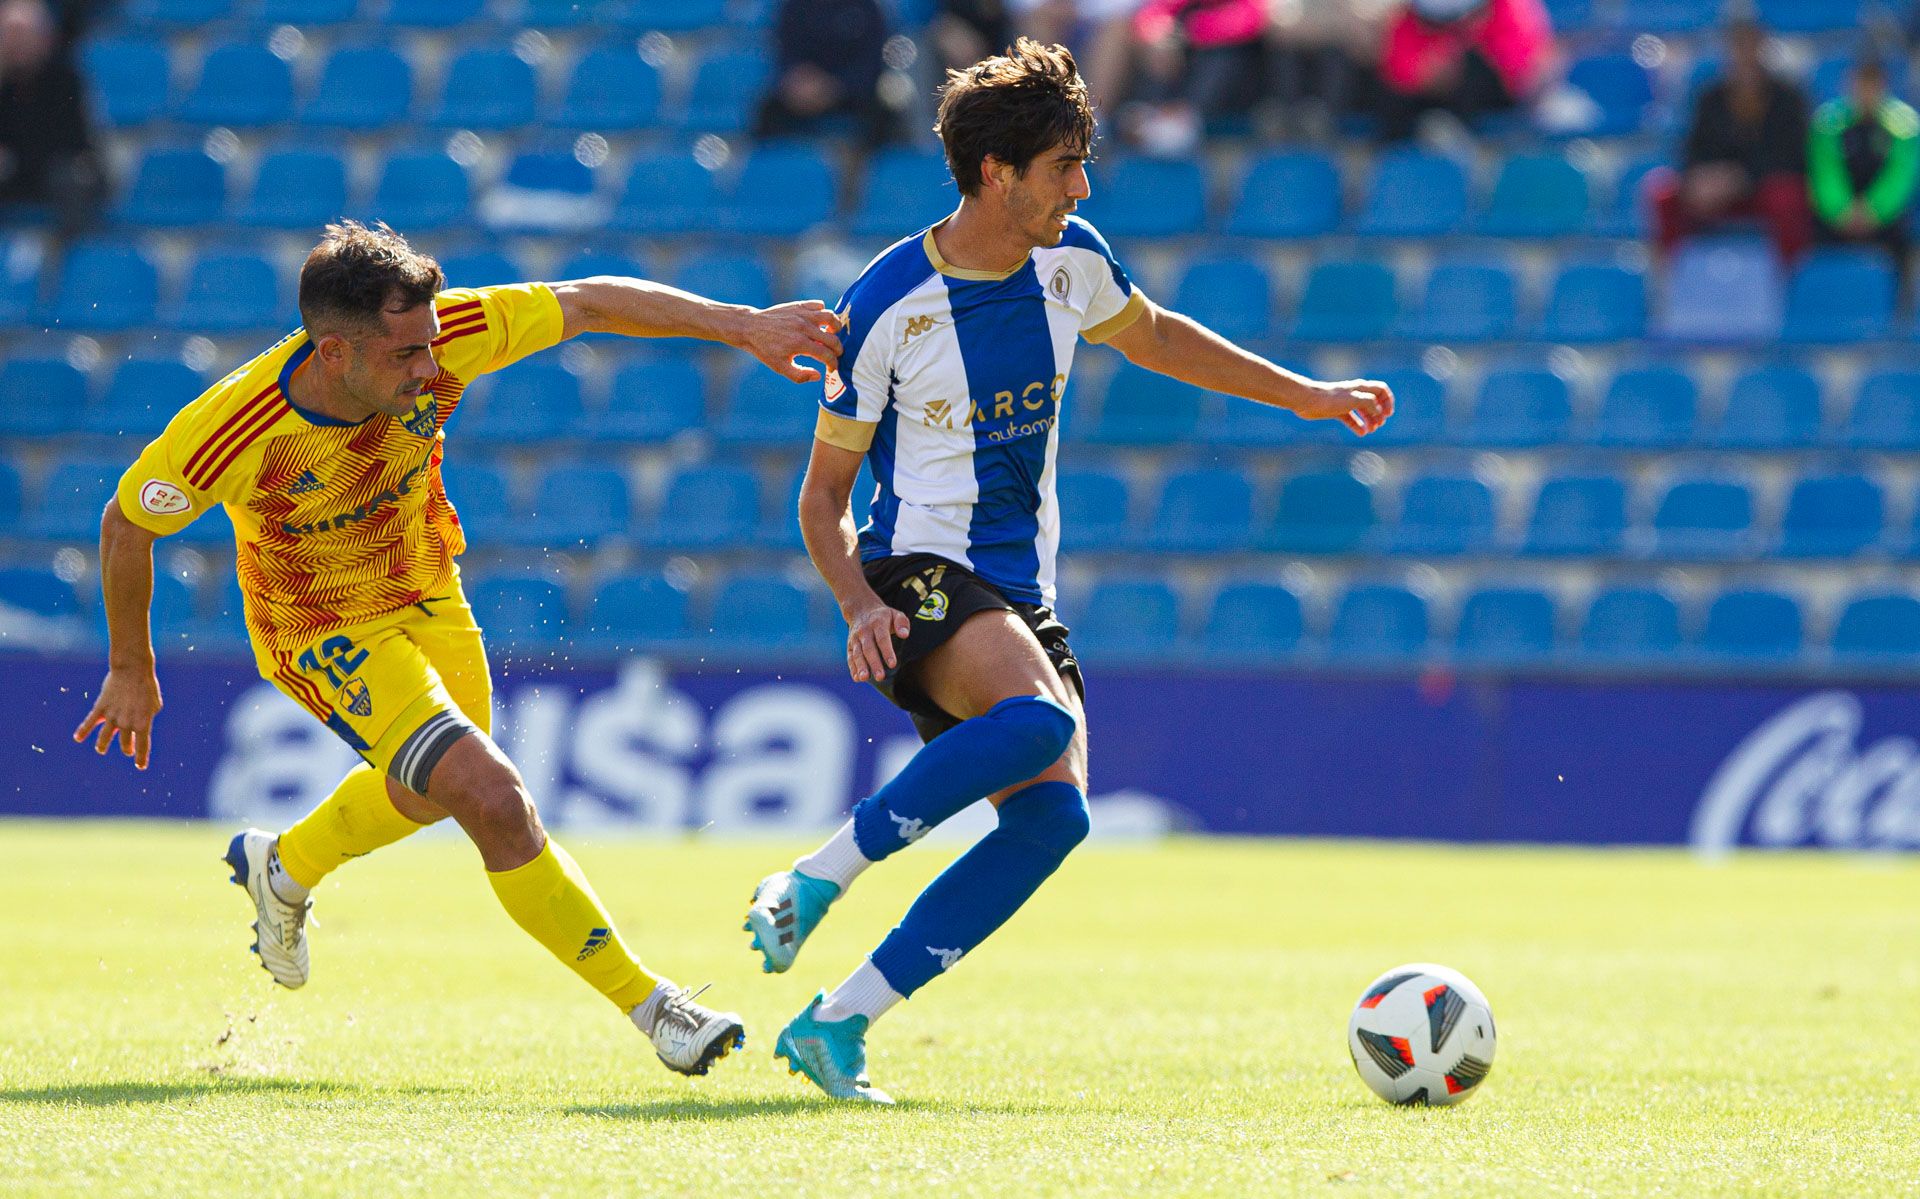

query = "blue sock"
[[868, 781, 1089, 997], [850, 694, 1075, 862]]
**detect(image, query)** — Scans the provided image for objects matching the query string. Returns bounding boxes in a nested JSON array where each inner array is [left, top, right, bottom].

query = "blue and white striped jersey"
[[815, 216, 1147, 607]]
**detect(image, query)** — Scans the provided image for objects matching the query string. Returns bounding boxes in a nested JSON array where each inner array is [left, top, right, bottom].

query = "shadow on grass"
[[0, 1077, 451, 1107], [567, 1095, 1065, 1122]]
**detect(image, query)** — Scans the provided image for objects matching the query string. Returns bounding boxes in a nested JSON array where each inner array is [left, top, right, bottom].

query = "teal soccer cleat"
[[773, 993, 894, 1105], [743, 869, 840, 974]]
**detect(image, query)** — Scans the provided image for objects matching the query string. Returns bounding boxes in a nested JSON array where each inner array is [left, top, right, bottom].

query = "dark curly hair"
[[934, 39, 1096, 198]]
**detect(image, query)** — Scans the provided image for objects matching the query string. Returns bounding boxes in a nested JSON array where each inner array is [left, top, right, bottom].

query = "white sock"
[[628, 980, 676, 1035], [814, 959, 903, 1026], [794, 819, 873, 892], [266, 843, 309, 904]]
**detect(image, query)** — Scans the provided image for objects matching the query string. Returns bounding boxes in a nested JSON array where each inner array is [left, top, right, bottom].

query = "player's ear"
[[980, 155, 1012, 196], [313, 331, 350, 366]]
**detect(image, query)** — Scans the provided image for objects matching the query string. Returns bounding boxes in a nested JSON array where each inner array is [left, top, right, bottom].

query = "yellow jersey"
[[116, 283, 564, 657]]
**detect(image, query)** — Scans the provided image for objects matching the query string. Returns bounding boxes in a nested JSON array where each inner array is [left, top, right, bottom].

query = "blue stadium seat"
[[50, 242, 160, 331], [178, 44, 294, 128], [1328, 584, 1429, 661], [1524, 474, 1627, 556], [555, 46, 662, 130], [1356, 151, 1468, 237], [0, 566, 81, 618], [0, 459, 21, 528], [646, 463, 761, 549], [1225, 151, 1340, 239], [1589, 153, 1664, 237], [1389, 473, 1498, 555], [385, 0, 487, 26], [586, 357, 705, 442], [115, 147, 225, 228], [703, 572, 817, 651], [1289, 259, 1397, 342], [437, 246, 527, 289], [852, 149, 957, 237], [1657, 239, 1783, 342], [458, 363, 582, 443], [0, 358, 89, 436], [123, 0, 231, 25], [84, 358, 204, 438], [582, 573, 692, 650], [1074, 577, 1181, 658], [1464, 367, 1572, 447], [1777, 473, 1884, 558], [1056, 467, 1134, 552], [431, 48, 538, 129], [82, 38, 172, 126], [469, 577, 570, 648], [439, 461, 515, 542], [1831, 593, 1920, 661], [1650, 477, 1755, 558], [235, 149, 349, 229], [1844, 369, 1920, 450], [1478, 154, 1589, 236], [721, 145, 836, 236], [1202, 580, 1305, 659], [555, 246, 653, 281], [1205, 376, 1348, 446], [1261, 470, 1375, 553], [0, 261, 30, 326], [1171, 258, 1273, 343], [1399, 258, 1519, 344], [611, 152, 720, 234], [1699, 589, 1802, 660], [1594, 365, 1698, 447], [1542, 0, 1594, 30], [1613, 0, 1718, 32], [259, 0, 359, 22], [1579, 586, 1681, 659], [716, 367, 816, 445], [1811, 53, 1912, 104], [761, 457, 876, 549], [670, 249, 774, 311], [366, 152, 471, 232], [301, 46, 414, 130], [1782, 250, 1895, 343], [27, 456, 124, 541], [1755, 0, 1862, 32], [1715, 365, 1823, 449], [675, 50, 771, 133], [493, 151, 601, 230], [1087, 157, 1206, 238], [1454, 587, 1557, 664], [1539, 263, 1646, 343], [1552, 54, 1655, 137], [170, 249, 282, 333], [1085, 366, 1205, 444], [518, 464, 632, 548], [1357, 363, 1450, 446], [1146, 468, 1254, 553]]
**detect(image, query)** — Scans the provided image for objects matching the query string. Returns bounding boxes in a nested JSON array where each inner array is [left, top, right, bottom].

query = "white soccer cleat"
[[636, 984, 746, 1077], [223, 828, 311, 990]]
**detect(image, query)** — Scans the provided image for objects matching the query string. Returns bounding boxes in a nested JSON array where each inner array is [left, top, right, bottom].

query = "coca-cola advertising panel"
[[8, 650, 1917, 853]]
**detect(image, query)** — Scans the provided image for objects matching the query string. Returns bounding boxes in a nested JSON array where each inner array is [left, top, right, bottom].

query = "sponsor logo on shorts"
[[577, 927, 612, 960], [915, 589, 949, 622], [338, 677, 372, 718], [139, 480, 190, 516]]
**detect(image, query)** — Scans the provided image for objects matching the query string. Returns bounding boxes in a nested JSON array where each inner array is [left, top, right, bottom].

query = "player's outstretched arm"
[[550, 276, 844, 383], [72, 501, 164, 770], [1104, 297, 1394, 436]]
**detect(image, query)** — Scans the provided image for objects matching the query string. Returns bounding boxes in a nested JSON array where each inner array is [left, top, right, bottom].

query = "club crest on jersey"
[[401, 398, 439, 439], [1049, 266, 1071, 303], [338, 677, 372, 718], [139, 479, 189, 516]]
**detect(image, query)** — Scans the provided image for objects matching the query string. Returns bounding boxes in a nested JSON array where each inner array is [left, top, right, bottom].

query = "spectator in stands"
[[1013, 0, 1142, 119], [756, 0, 902, 148], [1269, 0, 1397, 137], [931, 0, 1011, 76], [1376, 0, 1554, 143], [1647, 18, 1811, 263], [1123, 0, 1269, 154], [1808, 57, 1917, 273], [0, 0, 106, 236]]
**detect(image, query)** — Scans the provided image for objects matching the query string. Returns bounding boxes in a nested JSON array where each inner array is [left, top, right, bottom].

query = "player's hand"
[[743, 300, 844, 385], [72, 667, 163, 770], [845, 600, 910, 684], [1292, 378, 1395, 437]]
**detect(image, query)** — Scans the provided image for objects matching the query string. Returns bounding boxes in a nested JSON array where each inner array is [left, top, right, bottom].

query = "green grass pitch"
[[1, 821, 1915, 1197]]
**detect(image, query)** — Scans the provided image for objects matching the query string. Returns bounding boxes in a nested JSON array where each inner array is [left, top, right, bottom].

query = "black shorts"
[[860, 552, 1085, 744]]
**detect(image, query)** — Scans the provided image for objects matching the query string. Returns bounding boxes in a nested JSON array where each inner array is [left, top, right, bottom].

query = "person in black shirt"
[[754, 0, 903, 149], [0, 0, 106, 235]]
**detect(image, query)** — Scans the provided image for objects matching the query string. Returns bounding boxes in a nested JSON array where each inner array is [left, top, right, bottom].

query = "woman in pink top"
[[1377, 0, 1554, 141], [1127, 0, 1270, 152]]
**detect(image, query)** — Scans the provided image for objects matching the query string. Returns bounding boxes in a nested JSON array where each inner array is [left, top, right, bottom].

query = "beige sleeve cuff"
[[1081, 290, 1148, 344], [815, 408, 878, 452]]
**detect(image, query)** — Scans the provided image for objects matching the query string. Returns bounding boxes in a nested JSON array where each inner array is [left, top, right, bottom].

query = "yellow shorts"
[[254, 582, 493, 796]]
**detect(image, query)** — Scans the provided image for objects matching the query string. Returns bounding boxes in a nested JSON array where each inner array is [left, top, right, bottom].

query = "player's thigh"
[[402, 586, 494, 736], [914, 608, 1078, 721]]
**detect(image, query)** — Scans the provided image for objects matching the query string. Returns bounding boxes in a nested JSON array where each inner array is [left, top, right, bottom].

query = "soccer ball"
[[1347, 963, 1496, 1106]]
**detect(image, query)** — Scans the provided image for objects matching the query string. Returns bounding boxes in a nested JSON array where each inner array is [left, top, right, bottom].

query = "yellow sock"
[[487, 839, 661, 1012], [277, 766, 431, 889]]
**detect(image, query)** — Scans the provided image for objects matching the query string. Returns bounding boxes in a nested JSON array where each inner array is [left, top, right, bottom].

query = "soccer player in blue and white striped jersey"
[[745, 39, 1395, 1103]]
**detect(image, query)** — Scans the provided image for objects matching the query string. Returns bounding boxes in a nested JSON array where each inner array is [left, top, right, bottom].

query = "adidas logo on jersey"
[[577, 927, 612, 960], [287, 470, 324, 495]]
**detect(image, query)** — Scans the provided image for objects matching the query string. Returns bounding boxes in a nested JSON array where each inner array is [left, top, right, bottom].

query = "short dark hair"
[[934, 39, 1095, 198], [298, 220, 444, 337]]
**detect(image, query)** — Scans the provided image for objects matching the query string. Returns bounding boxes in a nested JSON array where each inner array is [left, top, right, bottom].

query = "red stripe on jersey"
[[193, 390, 284, 488], [435, 311, 486, 334], [436, 299, 483, 319], [430, 325, 486, 348], [184, 384, 282, 482], [274, 655, 331, 718]]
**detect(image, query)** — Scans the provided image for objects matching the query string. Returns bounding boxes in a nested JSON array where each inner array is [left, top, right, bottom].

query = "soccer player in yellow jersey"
[[71, 221, 844, 1077]]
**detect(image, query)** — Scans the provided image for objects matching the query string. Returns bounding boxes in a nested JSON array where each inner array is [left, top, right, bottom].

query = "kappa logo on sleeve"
[[139, 479, 190, 516]]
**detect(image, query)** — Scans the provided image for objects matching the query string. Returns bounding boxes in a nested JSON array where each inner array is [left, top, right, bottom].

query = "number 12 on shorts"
[[298, 635, 368, 689]]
